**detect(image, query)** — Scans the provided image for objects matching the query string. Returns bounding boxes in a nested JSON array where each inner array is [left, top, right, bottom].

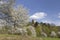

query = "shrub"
[[35, 26, 41, 37], [27, 28, 32, 36]]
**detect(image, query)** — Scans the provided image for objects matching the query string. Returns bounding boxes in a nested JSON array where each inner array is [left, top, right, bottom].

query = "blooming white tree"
[[12, 5, 29, 28], [0, 0, 29, 28], [0, 0, 15, 13], [0, 0, 16, 27], [0, 0, 29, 35]]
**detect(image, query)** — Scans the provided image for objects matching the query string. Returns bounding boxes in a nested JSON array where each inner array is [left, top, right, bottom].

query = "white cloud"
[[42, 20, 60, 26], [54, 22, 60, 26], [57, 23, 60, 26], [29, 12, 47, 19], [42, 20, 52, 24]]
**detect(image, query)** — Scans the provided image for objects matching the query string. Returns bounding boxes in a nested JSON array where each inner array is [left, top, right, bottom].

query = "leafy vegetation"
[[35, 26, 41, 37], [27, 28, 32, 36]]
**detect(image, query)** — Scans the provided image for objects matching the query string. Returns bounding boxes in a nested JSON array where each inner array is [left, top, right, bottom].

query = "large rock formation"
[[50, 31, 57, 37], [27, 26, 36, 37], [41, 32, 47, 37], [57, 32, 60, 38]]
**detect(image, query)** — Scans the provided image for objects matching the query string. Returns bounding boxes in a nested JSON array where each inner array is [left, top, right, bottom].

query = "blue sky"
[[16, 0, 60, 26]]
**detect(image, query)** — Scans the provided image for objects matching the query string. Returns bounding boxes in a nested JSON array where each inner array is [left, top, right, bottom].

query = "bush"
[[35, 26, 41, 37], [27, 28, 32, 36]]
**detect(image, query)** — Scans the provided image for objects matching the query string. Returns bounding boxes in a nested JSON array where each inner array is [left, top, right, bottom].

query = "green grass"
[[42, 37, 60, 40], [0, 34, 60, 40]]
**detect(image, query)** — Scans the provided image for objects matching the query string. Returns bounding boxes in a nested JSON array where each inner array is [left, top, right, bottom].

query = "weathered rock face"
[[57, 32, 60, 38], [27, 26, 36, 37], [41, 32, 47, 37], [50, 31, 57, 37]]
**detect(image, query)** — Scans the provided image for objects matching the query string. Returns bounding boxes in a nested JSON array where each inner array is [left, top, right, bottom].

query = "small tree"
[[34, 21, 38, 27]]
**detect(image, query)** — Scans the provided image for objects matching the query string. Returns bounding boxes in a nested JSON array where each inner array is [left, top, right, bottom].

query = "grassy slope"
[[0, 34, 60, 40]]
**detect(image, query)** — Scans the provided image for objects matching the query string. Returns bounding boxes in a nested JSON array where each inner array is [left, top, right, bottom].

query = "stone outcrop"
[[50, 31, 57, 37], [41, 32, 47, 37], [27, 26, 36, 37]]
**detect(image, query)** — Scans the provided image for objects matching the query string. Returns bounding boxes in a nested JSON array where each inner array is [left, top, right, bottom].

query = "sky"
[[16, 0, 60, 26]]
